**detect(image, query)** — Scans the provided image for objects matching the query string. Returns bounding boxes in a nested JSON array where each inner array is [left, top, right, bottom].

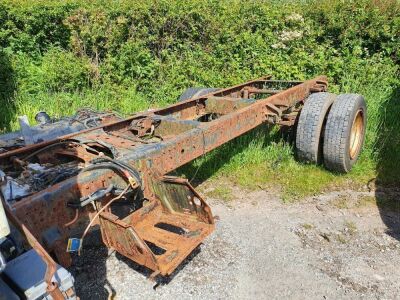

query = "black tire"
[[178, 87, 220, 102], [323, 94, 367, 173], [295, 92, 336, 164]]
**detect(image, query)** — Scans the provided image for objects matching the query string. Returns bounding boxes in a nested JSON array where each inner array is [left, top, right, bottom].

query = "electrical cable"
[[77, 157, 141, 254], [78, 185, 130, 255]]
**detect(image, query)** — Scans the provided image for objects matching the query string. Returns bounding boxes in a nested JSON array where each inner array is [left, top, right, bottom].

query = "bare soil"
[[71, 186, 400, 300]]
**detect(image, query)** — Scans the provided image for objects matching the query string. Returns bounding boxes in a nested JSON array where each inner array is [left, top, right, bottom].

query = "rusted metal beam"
[[0, 75, 328, 279]]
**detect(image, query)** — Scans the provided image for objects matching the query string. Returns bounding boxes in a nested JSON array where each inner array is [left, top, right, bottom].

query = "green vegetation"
[[206, 185, 234, 202], [0, 0, 399, 200]]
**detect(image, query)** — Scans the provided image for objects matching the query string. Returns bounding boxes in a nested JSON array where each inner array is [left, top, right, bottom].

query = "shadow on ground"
[[176, 124, 289, 187], [70, 229, 203, 300], [0, 50, 16, 132], [69, 230, 115, 300], [374, 86, 400, 241]]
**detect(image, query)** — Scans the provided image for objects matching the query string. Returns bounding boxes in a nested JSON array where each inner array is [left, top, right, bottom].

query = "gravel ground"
[[70, 187, 400, 300]]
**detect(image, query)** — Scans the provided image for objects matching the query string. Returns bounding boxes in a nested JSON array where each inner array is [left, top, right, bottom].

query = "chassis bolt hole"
[[193, 197, 201, 206]]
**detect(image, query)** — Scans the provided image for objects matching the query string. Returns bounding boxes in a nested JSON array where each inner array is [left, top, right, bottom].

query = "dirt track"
[[71, 187, 400, 300]]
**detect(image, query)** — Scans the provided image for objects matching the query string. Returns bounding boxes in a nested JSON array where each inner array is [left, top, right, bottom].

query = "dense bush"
[[0, 0, 399, 184]]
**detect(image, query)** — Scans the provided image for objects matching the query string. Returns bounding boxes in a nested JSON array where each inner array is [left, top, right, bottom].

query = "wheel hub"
[[349, 110, 364, 160]]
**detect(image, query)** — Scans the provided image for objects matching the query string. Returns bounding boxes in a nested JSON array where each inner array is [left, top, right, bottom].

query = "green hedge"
[[0, 0, 399, 181]]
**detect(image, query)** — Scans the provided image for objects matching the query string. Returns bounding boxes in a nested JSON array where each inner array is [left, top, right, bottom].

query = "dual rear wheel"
[[295, 93, 367, 173]]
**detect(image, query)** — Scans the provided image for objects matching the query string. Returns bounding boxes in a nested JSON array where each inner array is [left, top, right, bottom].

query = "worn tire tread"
[[296, 92, 336, 164], [323, 94, 367, 173]]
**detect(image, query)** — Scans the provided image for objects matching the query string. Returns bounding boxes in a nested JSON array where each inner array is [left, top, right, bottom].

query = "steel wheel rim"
[[349, 110, 364, 160]]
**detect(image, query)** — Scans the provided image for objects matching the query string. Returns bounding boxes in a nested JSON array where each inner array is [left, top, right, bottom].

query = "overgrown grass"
[[179, 127, 376, 201], [206, 185, 234, 202], [0, 0, 399, 201]]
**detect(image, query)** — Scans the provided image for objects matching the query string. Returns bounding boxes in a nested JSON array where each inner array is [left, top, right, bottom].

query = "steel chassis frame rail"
[[0, 75, 327, 286]]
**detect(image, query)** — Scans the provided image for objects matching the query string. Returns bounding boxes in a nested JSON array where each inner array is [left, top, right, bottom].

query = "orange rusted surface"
[[3, 201, 65, 299], [0, 76, 327, 278]]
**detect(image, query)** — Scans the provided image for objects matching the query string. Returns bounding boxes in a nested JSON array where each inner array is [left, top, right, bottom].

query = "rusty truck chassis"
[[0, 75, 327, 297]]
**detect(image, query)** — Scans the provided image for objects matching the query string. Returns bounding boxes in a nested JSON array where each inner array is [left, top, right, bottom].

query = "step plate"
[[134, 205, 214, 275], [100, 203, 214, 276]]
